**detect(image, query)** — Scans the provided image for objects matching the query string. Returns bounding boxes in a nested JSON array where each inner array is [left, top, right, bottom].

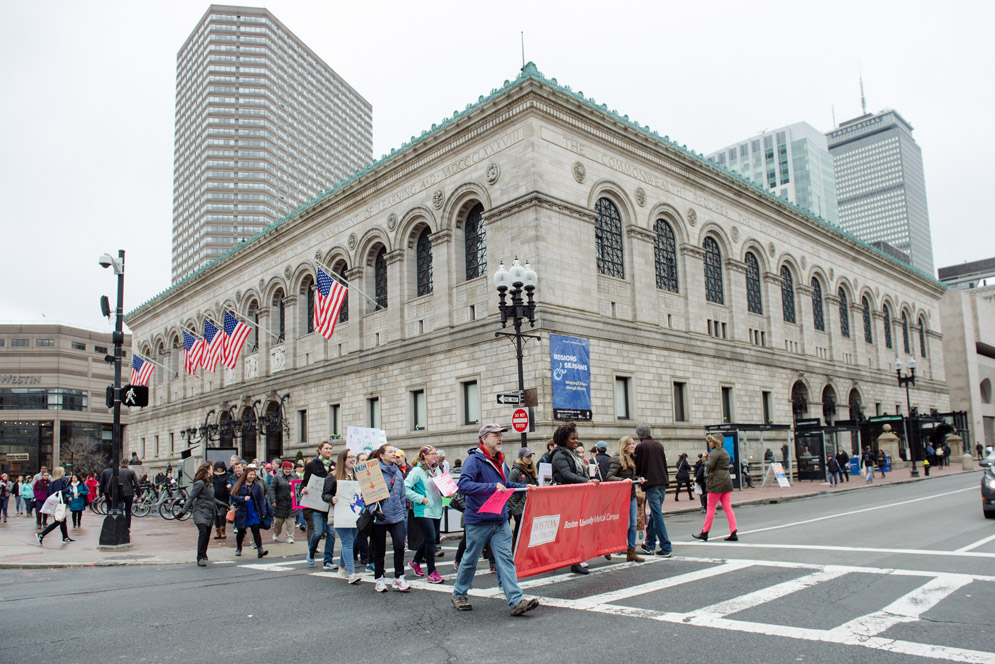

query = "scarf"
[[320, 456, 333, 472], [477, 444, 506, 482]]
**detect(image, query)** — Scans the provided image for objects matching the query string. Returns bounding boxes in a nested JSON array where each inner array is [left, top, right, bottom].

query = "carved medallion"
[[731, 226, 739, 243], [829, 267, 835, 281], [387, 213, 397, 231], [224, 367, 235, 382], [235, 290, 242, 305], [572, 161, 586, 183], [246, 355, 258, 379], [687, 208, 697, 226], [768, 242, 775, 257], [486, 163, 500, 185], [314, 251, 322, 261], [634, 187, 646, 207], [284, 266, 292, 280], [348, 232, 357, 250], [432, 190, 445, 209], [801, 256, 807, 270], [259, 278, 265, 290]]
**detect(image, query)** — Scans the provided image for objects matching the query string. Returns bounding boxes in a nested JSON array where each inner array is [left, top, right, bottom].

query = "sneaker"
[[655, 550, 673, 558], [272, 534, 279, 542], [570, 564, 589, 575], [323, 562, 337, 570], [307, 553, 315, 566], [427, 570, 444, 584], [510, 597, 540, 616], [287, 536, 295, 544], [257, 549, 268, 559], [489, 562, 497, 573], [366, 563, 375, 573], [338, 567, 349, 579], [36, 534, 43, 545], [393, 575, 410, 592], [408, 560, 424, 577], [639, 545, 653, 555], [234, 548, 242, 556], [62, 537, 75, 542], [451, 595, 472, 611], [250, 542, 257, 549], [348, 573, 362, 584], [197, 558, 207, 567], [375, 577, 389, 593]]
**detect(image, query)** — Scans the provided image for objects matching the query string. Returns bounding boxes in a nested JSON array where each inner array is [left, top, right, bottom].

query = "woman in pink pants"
[[692, 434, 738, 542]]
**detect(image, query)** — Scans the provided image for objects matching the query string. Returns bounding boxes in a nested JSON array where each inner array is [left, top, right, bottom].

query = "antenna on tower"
[[859, 65, 867, 115], [521, 31, 525, 70], [832, 105, 836, 128]]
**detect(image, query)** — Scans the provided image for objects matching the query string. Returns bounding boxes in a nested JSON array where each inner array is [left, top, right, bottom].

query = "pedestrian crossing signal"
[[122, 385, 149, 408]]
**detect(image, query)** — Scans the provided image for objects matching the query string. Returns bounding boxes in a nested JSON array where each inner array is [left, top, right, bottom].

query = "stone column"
[[282, 295, 298, 371], [386, 249, 405, 343], [344, 266, 364, 355], [429, 229, 453, 329], [627, 226, 658, 325], [726, 259, 747, 341], [257, 308, 271, 376], [796, 283, 813, 356], [824, 293, 839, 361], [680, 245, 705, 334], [764, 272, 785, 349]]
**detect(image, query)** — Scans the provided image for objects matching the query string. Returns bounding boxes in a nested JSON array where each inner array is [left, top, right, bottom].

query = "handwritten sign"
[[432, 472, 459, 497], [290, 478, 303, 509], [331, 480, 364, 529], [478, 488, 514, 514], [298, 475, 329, 512], [538, 462, 553, 487], [355, 460, 390, 504], [346, 426, 387, 457]]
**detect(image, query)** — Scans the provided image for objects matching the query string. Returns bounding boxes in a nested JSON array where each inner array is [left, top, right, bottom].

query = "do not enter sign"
[[511, 408, 529, 433]]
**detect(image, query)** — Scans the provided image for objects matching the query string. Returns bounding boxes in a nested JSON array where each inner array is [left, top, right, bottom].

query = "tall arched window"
[[302, 276, 315, 334], [811, 278, 825, 331], [862, 296, 873, 344], [883, 304, 893, 349], [272, 290, 285, 342], [781, 266, 796, 324], [416, 227, 433, 296], [902, 312, 911, 354], [653, 218, 678, 292], [919, 316, 927, 358], [745, 252, 762, 314], [703, 237, 723, 304], [333, 261, 349, 323], [595, 197, 624, 278], [838, 288, 850, 338], [246, 301, 259, 350], [374, 247, 388, 311], [464, 203, 486, 281]]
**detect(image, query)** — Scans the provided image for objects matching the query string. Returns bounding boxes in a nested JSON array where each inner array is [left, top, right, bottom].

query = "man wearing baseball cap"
[[452, 423, 539, 616]]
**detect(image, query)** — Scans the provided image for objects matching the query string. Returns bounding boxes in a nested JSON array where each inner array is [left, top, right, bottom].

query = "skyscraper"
[[706, 122, 839, 226], [826, 110, 934, 275], [171, 5, 373, 282]]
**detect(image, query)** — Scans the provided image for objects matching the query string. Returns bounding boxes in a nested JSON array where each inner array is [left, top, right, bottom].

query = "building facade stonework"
[[126, 64, 949, 471]]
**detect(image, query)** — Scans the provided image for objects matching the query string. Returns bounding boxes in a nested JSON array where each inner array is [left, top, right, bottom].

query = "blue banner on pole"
[[550, 334, 592, 421]]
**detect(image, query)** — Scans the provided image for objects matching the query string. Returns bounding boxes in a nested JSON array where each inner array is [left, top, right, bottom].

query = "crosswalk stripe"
[[686, 565, 850, 618], [569, 561, 750, 609]]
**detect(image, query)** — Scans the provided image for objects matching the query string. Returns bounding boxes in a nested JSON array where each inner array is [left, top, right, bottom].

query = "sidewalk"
[[0, 464, 978, 568]]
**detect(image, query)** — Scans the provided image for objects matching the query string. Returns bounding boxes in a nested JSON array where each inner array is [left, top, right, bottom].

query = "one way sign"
[[496, 392, 522, 406]]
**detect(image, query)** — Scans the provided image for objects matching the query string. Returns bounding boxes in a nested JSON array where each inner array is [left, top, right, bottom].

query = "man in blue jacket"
[[452, 423, 539, 616]]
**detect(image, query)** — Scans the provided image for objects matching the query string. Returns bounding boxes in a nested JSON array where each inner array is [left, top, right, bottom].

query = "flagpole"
[[226, 308, 280, 341], [315, 259, 379, 309], [184, 327, 204, 341], [133, 351, 178, 378]]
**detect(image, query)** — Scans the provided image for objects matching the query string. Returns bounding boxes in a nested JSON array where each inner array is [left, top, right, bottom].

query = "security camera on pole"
[[494, 258, 539, 448]]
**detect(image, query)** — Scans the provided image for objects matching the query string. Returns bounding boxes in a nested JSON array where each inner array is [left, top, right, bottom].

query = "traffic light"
[[121, 385, 149, 408]]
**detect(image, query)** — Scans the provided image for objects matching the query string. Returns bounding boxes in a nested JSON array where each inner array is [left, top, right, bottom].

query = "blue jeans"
[[627, 496, 637, 548], [0, 496, 7, 518], [829, 472, 838, 486], [335, 528, 357, 574], [309, 510, 335, 565], [643, 485, 672, 554], [454, 521, 523, 609]]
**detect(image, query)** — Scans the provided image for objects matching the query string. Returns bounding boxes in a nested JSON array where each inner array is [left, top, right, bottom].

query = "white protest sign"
[[298, 474, 329, 512], [432, 472, 458, 497], [332, 480, 363, 528], [538, 462, 553, 486], [346, 426, 387, 457]]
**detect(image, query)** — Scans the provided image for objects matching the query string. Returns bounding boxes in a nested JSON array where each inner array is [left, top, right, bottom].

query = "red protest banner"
[[513, 482, 630, 578]]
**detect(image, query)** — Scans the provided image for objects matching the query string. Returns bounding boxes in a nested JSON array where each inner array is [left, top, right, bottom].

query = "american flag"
[[222, 311, 251, 369], [314, 266, 348, 339], [183, 330, 204, 377], [130, 354, 154, 386], [203, 319, 224, 372]]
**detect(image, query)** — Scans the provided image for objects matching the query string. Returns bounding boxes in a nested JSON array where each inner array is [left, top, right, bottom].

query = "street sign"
[[122, 384, 149, 407], [6, 453, 29, 461], [511, 408, 529, 433], [496, 392, 523, 406]]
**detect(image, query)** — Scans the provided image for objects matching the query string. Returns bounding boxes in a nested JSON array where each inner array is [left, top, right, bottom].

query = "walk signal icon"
[[122, 385, 148, 407]]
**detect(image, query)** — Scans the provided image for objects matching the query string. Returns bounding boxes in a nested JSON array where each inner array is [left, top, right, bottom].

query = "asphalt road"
[[1, 472, 992, 664]]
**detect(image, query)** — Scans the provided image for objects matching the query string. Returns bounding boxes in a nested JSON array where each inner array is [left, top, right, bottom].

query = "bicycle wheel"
[[89, 497, 102, 514], [133, 500, 151, 517], [159, 500, 176, 520], [171, 500, 191, 521]]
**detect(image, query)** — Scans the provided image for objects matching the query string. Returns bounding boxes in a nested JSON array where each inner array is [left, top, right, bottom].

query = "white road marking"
[[680, 540, 995, 560], [686, 565, 849, 618], [570, 561, 750, 609], [955, 531, 995, 553], [739, 486, 975, 536]]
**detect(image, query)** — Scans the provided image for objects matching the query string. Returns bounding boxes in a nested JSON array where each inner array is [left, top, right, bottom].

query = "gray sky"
[[2, 0, 991, 332]]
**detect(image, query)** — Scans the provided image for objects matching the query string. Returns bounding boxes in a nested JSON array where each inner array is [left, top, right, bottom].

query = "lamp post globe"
[[494, 258, 539, 448]]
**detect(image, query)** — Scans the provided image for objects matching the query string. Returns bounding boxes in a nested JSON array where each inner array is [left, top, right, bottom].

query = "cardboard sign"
[[290, 478, 303, 509], [432, 472, 459, 497], [298, 475, 329, 512], [331, 480, 364, 529], [355, 460, 390, 504]]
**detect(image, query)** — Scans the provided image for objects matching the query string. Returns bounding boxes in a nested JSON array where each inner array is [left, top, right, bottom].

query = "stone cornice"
[[680, 244, 704, 259], [725, 259, 747, 274], [386, 249, 405, 265], [763, 271, 783, 285], [626, 224, 655, 242], [484, 191, 598, 225], [429, 228, 453, 244]]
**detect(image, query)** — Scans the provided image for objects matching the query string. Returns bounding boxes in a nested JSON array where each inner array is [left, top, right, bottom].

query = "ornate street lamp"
[[494, 258, 539, 448], [896, 356, 919, 477]]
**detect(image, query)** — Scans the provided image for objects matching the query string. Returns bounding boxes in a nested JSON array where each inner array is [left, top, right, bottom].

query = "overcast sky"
[[2, 0, 991, 332]]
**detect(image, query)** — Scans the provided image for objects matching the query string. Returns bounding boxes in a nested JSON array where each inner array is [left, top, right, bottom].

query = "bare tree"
[[61, 434, 109, 478]]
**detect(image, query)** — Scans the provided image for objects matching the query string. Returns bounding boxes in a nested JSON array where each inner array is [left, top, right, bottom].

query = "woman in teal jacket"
[[404, 445, 445, 584], [20, 479, 34, 519], [66, 473, 89, 528]]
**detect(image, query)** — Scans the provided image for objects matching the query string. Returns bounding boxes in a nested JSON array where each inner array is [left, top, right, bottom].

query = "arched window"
[[464, 203, 486, 280], [374, 247, 388, 311], [791, 381, 809, 422], [811, 278, 825, 331], [902, 312, 911, 354], [883, 304, 893, 349], [302, 276, 315, 334], [334, 261, 349, 323], [595, 197, 624, 278], [169, 336, 180, 376], [745, 252, 762, 314], [838, 288, 850, 338], [781, 266, 796, 324], [919, 316, 927, 358], [246, 301, 259, 350], [653, 218, 678, 292], [416, 227, 433, 296], [862, 296, 873, 344], [703, 237, 723, 304], [272, 289, 285, 342]]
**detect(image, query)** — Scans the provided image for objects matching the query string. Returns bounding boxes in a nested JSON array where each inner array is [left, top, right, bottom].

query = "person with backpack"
[[404, 445, 445, 584], [673, 453, 693, 501]]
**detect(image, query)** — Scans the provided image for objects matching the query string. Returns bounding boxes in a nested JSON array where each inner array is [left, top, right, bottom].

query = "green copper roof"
[[129, 63, 940, 319]]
